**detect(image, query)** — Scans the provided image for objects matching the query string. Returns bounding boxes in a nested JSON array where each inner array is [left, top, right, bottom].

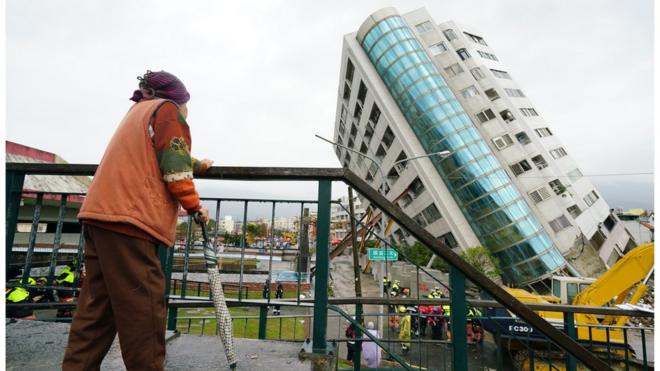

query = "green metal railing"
[[5, 163, 655, 371]]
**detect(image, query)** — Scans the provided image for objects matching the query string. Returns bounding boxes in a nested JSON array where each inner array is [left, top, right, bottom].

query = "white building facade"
[[333, 7, 636, 290], [331, 195, 366, 241]]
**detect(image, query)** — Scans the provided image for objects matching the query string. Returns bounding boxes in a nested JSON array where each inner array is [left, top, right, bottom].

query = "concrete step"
[[6, 320, 309, 370]]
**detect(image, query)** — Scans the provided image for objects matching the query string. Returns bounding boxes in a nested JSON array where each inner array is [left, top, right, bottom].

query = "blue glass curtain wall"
[[360, 16, 567, 284]]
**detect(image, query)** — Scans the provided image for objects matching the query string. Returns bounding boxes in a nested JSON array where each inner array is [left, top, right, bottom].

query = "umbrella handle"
[[194, 212, 216, 268]]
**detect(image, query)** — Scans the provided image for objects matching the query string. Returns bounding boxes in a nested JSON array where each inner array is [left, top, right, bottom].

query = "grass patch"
[[176, 307, 307, 340], [171, 288, 304, 300]]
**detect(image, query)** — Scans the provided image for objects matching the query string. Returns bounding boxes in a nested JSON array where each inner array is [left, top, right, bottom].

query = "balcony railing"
[[6, 162, 654, 370]]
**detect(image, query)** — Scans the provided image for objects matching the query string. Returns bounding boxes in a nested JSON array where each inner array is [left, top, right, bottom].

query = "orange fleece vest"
[[79, 99, 185, 246]]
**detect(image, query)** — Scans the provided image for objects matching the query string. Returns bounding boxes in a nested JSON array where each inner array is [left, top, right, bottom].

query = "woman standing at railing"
[[62, 70, 213, 371]]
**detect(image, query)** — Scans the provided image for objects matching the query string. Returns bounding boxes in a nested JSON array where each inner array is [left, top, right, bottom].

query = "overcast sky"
[[6, 0, 654, 217]]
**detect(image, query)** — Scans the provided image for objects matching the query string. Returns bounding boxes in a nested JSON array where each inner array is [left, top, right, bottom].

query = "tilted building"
[[332, 7, 636, 291]]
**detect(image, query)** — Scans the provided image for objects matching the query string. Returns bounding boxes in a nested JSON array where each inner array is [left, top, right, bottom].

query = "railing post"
[[312, 180, 331, 354], [450, 266, 467, 371], [259, 305, 268, 340], [564, 312, 577, 371], [353, 303, 363, 371], [6, 171, 25, 280], [161, 245, 177, 331]]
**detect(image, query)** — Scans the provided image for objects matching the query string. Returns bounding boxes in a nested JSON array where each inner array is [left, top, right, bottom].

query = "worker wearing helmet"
[[6, 284, 36, 320], [399, 306, 412, 353]]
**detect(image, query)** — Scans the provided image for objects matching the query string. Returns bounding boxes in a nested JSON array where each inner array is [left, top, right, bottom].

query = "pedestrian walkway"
[[6, 320, 307, 370]]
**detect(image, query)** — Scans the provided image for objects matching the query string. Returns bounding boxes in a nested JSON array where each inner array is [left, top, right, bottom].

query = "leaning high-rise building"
[[333, 7, 636, 290]]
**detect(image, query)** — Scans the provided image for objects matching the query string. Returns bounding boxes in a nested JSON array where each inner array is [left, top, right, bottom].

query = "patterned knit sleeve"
[[152, 103, 201, 213]]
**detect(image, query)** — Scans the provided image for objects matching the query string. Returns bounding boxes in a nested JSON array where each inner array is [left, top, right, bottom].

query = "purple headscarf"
[[130, 70, 190, 104]]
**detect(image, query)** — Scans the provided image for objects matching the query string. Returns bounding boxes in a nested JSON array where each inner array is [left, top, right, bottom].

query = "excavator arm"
[[572, 243, 654, 307], [573, 243, 654, 327]]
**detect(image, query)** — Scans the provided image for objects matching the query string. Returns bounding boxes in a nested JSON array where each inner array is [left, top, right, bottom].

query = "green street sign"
[[368, 248, 398, 261]]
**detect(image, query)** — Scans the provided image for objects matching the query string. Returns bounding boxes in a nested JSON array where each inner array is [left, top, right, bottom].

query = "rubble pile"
[[628, 280, 654, 328]]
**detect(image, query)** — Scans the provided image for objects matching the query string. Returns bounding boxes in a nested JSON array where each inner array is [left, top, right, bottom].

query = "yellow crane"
[[484, 243, 654, 370]]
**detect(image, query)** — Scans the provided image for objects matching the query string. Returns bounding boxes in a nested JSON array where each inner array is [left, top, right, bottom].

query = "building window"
[[492, 134, 514, 150], [334, 146, 342, 159], [353, 103, 362, 120], [345, 58, 355, 83], [549, 215, 571, 232], [337, 134, 344, 146], [429, 42, 448, 55], [484, 88, 500, 101], [343, 82, 351, 101], [583, 190, 600, 207], [460, 85, 480, 99], [443, 29, 457, 41], [382, 126, 395, 149], [387, 167, 400, 184], [399, 193, 414, 208], [510, 159, 532, 176], [477, 50, 498, 61], [531, 154, 548, 169], [339, 120, 346, 135], [357, 81, 368, 105], [409, 177, 426, 198], [375, 144, 387, 162], [548, 179, 566, 195], [529, 186, 552, 204], [515, 131, 531, 145], [504, 88, 525, 98], [369, 103, 381, 125], [500, 109, 515, 123], [413, 212, 429, 228], [415, 21, 434, 33], [358, 143, 367, 164], [549, 147, 568, 159], [364, 123, 374, 144], [439, 232, 459, 249], [421, 203, 442, 224], [347, 137, 355, 149], [603, 214, 617, 231], [567, 205, 582, 218], [534, 127, 553, 137], [367, 162, 378, 180], [490, 69, 512, 79], [470, 67, 486, 80], [476, 109, 496, 123], [350, 123, 358, 137], [567, 168, 583, 182], [464, 32, 487, 45], [456, 48, 471, 61], [344, 153, 352, 167], [444, 63, 464, 77], [520, 108, 539, 117], [394, 151, 408, 173]]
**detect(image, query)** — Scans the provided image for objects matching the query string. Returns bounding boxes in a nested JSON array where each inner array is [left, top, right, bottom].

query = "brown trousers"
[[62, 225, 166, 371]]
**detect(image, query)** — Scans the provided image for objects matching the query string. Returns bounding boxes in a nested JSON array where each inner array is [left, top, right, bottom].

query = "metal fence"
[[5, 162, 655, 371]]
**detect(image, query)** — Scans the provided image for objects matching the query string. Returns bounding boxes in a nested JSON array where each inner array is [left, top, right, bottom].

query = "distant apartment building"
[[219, 215, 235, 234], [615, 209, 653, 246], [332, 7, 636, 290], [274, 216, 300, 232], [330, 195, 366, 241]]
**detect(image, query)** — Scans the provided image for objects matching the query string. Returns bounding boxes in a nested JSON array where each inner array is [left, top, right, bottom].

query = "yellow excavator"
[[481, 242, 654, 370]]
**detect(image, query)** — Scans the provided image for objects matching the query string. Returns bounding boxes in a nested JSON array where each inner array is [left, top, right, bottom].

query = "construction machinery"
[[481, 242, 654, 369]]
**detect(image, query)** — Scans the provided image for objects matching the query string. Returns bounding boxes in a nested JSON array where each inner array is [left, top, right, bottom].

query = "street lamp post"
[[315, 134, 451, 331]]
